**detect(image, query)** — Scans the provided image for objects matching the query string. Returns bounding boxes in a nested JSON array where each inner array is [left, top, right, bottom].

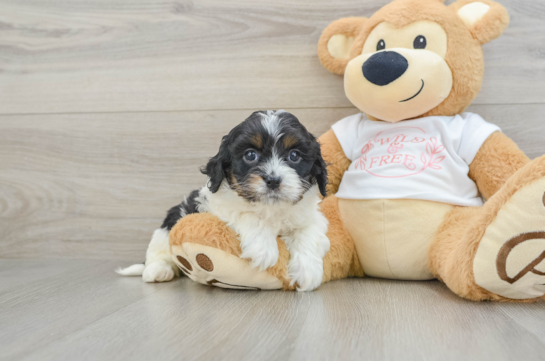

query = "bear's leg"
[[169, 195, 362, 291], [430, 156, 545, 301], [320, 195, 365, 283]]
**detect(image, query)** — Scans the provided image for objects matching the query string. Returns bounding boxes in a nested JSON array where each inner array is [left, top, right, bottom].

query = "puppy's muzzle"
[[264, 176, 281, 190], [362, 51, 408, 86]]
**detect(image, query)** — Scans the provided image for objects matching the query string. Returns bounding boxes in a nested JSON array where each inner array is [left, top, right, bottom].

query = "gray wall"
[[1, 0, 544, 260]]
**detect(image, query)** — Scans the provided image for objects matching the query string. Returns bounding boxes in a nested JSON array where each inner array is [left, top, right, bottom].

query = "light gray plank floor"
[[1, 259, 544, 361]]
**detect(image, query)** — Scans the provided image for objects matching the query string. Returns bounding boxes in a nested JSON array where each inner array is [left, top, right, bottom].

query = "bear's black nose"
[[362, 51, 408, 86]]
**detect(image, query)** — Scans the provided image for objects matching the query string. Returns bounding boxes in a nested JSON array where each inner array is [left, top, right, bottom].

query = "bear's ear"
[[450, 0, 509, 44], [317, 17, 367, 75]]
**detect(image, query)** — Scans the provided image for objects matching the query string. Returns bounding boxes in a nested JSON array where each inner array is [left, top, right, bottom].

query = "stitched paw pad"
[[172, 243, 283, 290], [474, 178, 545, 299]]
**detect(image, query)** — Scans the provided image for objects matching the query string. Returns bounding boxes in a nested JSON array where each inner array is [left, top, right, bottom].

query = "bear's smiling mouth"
[[399, 79, 425, 102]]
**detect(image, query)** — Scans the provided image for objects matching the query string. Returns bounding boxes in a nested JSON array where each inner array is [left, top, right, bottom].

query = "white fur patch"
[[142, 260, 176, 283], [283, 209, 330, 291], [258, 153, 305, 204], [260, 110, 285, 141], [115, 263, 145, 276], [197, 183, 329, 288], [119, 227, 179, 282]]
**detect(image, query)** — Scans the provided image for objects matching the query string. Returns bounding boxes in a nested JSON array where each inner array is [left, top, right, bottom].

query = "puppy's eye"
[[413, 35, 426, 49], [243, 150, 258, 163], [376, 39, 386, 51], [288, 150, 301, 163]]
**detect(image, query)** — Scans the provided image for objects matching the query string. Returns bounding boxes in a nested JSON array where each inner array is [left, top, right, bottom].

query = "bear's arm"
[[468, 132, 530, 200], [318, 129, 351, 196]]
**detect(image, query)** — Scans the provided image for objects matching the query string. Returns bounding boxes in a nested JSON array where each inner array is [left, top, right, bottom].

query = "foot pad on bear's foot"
[[171, 243, 283, 290], [474, 178, 545, 300]]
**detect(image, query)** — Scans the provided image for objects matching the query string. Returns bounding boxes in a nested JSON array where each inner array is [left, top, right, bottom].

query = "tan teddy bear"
[[169, 0, 545, 302]]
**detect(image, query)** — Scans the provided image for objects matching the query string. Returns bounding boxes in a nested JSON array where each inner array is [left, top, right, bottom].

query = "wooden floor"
[[0, 259, 544, 361], [1, 0, 545, 360]]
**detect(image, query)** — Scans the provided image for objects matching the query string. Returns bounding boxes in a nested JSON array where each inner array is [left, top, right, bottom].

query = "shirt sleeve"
[[331, 113, 363, 161], [458, 113, 501, 165]]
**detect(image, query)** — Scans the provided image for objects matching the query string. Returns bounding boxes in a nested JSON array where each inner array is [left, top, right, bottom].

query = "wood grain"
[[0, 0, 544, 115], [1, 2, 544, 360], [0, 259, 543, 361], [0, 260, 163, 360], [1, 105, 543, 261], [0, 108, 357, 260]]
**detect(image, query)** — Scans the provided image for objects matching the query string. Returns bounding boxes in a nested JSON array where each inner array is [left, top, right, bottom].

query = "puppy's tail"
[[115, 263, 145, 276]]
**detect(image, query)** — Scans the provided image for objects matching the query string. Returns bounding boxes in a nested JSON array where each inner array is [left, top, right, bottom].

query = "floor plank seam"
[[1, 102, 544, 117], [497, 307, 545, 345]]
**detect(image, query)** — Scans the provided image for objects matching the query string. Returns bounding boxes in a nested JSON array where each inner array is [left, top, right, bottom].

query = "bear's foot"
[[169, 212, 291, 291], [474, 172, 545, 300], [171, 243, 283, 290]]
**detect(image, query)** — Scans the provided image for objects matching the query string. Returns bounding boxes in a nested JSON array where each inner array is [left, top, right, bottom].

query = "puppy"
[[117, 110, 330, 291]]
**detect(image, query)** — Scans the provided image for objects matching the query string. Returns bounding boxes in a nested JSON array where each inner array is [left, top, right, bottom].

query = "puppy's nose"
[[362, 51, 408, 86], [264, 176, 281, 190]]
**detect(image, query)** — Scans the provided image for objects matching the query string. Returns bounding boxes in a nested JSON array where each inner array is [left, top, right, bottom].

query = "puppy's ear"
[[311, 150, 329, 198], [450, 0, 509, 44], [317, 17, 367, 75], [201, 135, 231, 193]]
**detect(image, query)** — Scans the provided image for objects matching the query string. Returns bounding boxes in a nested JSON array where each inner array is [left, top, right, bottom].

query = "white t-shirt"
[[331, 113, 500, 207]]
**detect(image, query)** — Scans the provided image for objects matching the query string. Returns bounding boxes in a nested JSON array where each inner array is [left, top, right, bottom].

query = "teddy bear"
[[168, 0, 545, 301]]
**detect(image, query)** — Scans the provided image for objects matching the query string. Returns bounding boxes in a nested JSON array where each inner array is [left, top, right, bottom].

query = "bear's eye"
[[413, 35, 427, 49], [376, 39, 386, 51]]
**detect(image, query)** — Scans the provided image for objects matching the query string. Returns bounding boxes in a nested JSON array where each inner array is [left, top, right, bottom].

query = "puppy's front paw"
[[240, 240, 279, 271], [142, 260, 176, 283], [288, 255, 324, 292]]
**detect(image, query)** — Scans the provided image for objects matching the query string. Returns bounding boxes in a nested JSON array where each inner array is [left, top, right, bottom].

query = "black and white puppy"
[[117, 110, 330, 291]]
